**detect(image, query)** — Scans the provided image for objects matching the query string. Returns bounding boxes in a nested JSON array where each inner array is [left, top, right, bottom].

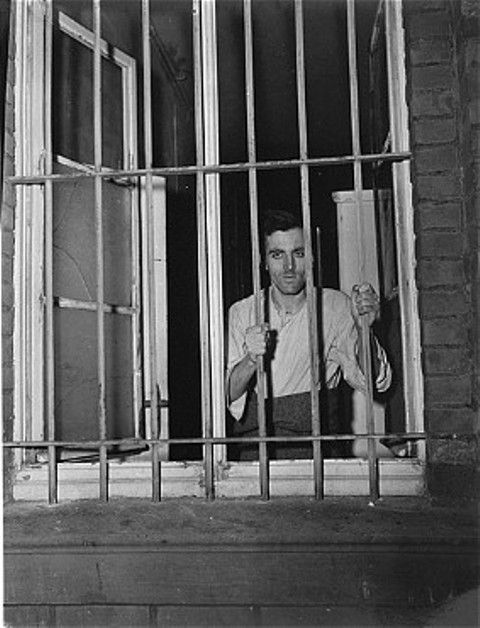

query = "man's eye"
[[270, 251, 282, 259], [294, 250, 305, 258]]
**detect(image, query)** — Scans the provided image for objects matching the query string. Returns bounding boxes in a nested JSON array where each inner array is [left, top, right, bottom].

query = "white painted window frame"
[[13, 6, 149, 450], [198, 0, 425, 488], [13, 0, 425, 499]]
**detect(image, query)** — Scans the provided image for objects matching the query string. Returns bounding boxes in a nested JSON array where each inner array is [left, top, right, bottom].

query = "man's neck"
[[271, 285, 306, 315]]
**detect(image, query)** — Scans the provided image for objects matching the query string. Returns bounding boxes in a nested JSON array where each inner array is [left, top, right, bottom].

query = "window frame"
[[10, 0, 425, 501]]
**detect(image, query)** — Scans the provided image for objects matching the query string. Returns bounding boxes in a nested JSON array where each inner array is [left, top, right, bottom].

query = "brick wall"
[[404, 0, 479, 497], [1, 1, 14, 503]]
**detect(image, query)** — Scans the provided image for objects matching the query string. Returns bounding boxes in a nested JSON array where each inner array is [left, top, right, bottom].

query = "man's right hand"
[[244, 323, 270, 363]]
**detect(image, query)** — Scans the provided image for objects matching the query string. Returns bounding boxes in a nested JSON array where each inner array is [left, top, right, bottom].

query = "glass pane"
[[103, 178, 133, 306], [52, 29, 124, 168], [53, 164, 96, 302], [54, 309, 98, 441], [54, 309, 134, 442], [52, 163, 132, 306]]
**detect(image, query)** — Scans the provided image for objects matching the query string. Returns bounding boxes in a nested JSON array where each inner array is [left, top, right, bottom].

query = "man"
[[226, 210, 391, 460]]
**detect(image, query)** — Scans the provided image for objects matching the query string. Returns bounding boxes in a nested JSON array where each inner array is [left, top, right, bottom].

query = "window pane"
[[52, 163, 133, 307], [54, 309, 134, 442], [52, 30, 124, 168]]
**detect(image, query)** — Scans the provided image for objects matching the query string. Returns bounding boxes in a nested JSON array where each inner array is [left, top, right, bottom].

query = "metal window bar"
[[44, 0, 56, 505], [193, 0, 214, 500], [243, 0, 269, 499], [347, 0, 378, 504], [93, 0, 109, 501], [142, 0, 161, 502], [4, 432, 472, 449], [9, 151, 412, 185], [294, 0, 323, 500]]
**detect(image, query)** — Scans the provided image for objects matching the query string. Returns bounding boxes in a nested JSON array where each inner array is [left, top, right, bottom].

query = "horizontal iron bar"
[[9, 151, 411, 185], [3, 431, 475, 448]]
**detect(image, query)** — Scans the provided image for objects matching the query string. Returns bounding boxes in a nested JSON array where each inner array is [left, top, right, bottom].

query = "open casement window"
[[12, 0, 424, 501], [14, 6, 169, 467]]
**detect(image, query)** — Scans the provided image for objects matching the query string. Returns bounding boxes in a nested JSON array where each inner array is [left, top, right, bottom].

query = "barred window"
[[9, 0, 423, 502]]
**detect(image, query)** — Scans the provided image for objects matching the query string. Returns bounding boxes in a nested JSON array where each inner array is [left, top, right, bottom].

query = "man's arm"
[[351, 283, 390, 390], [227, 323, 269, 403]]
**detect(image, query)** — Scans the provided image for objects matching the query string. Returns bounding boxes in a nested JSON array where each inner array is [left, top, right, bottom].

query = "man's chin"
[[278, 283, 304, 295]]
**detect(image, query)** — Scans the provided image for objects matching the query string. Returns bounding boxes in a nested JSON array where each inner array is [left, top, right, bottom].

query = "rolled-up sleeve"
[[226, 303, 249, 420], [325, 291, 391, 393]]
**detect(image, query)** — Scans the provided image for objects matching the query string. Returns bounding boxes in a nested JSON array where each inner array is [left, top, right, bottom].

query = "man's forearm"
[[228, 354, 258, 403], [356, 325, 381, 382]]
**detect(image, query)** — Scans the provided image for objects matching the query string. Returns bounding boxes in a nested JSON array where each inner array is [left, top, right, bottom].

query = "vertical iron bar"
[[93, 0, 108, 501], [244, 0, 269, 499], [44, 0, 57, 504], [315, 227, 323, 291], [142, 0, 161, 501], [193, 0, 214, 499], [294, 0, 323, 499], [347, 0, 378, 503]]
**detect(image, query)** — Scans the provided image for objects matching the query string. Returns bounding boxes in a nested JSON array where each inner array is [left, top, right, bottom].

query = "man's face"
[[265, 227, 306, 295]]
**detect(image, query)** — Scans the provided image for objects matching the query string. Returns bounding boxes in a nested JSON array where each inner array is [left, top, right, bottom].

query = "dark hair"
[[262, 210, 302, 237]]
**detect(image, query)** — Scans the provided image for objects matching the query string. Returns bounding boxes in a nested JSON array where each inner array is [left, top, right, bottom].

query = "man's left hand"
[[351, 283, 380, 328]]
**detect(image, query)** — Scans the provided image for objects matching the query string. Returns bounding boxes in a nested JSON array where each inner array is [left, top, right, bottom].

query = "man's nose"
[[284, 254, 295, 271]]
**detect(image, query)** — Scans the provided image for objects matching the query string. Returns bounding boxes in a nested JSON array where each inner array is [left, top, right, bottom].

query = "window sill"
[[14, 458, 425, 501]]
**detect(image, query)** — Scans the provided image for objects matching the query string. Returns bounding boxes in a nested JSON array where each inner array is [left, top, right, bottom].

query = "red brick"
[[404, 0, 448, 12], [469, 98, 480, 124], [423, 347, 470, 373], [419, 291, 470, 317], [412, 66, 455, 90], [2, 283, 13, 309], [415, 145, 457, 172], [464, 39, 480, 69], [427, 438, 478, 465], [410, 91, 455, 117], [418, 259, 465, 286], [5, 84, 14, 111], [412, 118, 456, 144], [425, 374, 472, 404], [1, 230, 14, 257], [407, 10, 451, 39], [2, 180, 16, 210], [2, 368, 13, 389], [1, 203, 15, 232], [416, 232, 464, 257], [409, 39, 452, 65], [426, 407, 477, 433], [415, 202, 461, 230], [3, 129, 14, 159], [2, 309, 13, 336], [422, 318, 469, 344], [415, 173, 461, 200], [2, 336, 13, 365]]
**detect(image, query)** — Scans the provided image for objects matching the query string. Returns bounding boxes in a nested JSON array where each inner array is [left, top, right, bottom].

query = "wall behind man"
[[404, 0, 479, 499]]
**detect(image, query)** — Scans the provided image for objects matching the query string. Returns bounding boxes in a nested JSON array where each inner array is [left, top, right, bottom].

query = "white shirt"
[[227, 288, 391, 420]]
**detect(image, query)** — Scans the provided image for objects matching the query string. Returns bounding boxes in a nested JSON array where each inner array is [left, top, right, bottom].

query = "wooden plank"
[[4, 546, 476, 607]]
